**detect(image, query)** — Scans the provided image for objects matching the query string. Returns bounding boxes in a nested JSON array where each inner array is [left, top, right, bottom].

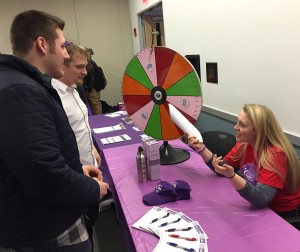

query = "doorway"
[[139, 2, 164, 49]]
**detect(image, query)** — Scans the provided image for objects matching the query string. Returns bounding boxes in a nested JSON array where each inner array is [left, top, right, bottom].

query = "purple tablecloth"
[[89, 113, 145, 200], [102, 140, 300, 252], [88, 113, 142, 150]]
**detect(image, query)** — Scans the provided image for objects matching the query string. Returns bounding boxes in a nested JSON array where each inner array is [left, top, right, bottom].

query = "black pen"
[[159, 218, 181, 227], [150, 212, 170, 224], [165, 227, 193, 232], [167, 242, 196, 252]]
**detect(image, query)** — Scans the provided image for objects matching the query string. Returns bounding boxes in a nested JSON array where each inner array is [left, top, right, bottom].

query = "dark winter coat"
[[0, 54, 99, 248]]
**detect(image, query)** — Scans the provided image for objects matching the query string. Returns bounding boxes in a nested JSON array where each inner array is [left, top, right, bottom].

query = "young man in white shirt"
[[52, 44, 102, 252]]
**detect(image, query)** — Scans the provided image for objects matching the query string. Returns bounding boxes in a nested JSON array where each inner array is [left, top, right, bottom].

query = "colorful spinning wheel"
[[122, 47, 202, 140]]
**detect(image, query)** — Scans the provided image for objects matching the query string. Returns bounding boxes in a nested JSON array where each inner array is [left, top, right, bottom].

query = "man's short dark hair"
[[10, 10, 65, 55]]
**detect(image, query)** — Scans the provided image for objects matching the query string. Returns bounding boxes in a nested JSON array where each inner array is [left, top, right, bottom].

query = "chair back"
[[202, 131, 236, 157]]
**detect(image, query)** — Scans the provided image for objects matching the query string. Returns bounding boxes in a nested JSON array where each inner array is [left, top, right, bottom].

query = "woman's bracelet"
[[197, 144, 206, 154], [226, 173, 235, 179]]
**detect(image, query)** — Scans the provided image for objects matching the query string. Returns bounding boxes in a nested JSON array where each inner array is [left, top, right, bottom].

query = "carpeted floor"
[[0, 202, 126, 252], [93, 202, 127, 252]]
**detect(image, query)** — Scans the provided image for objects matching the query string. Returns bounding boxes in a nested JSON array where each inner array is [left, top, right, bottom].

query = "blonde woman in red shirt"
[[188, 104, 300, 228]]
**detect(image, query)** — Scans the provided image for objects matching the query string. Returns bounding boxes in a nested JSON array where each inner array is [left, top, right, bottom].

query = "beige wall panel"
[[0, 0, 24, 54], [74, 0, 133, 105], [23, 0, 79, 44]]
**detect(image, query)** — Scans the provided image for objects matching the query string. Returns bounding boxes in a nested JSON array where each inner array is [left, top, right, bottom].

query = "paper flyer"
[[93, 123, 125, 134], [132, 207, 209, 252]]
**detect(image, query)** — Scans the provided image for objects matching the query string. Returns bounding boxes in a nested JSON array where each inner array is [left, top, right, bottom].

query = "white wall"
[[0, 0, 133, 105], [129, 0, 300, 139]]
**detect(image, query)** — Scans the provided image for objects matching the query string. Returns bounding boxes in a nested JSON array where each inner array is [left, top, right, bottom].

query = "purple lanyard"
[[242, 163, 258, 185]]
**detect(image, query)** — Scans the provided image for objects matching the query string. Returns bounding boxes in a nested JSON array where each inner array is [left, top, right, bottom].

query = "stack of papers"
[[121, 116, 133, 124], [100, 134, 131, 145], [132, 207, 208, 252], [105, 111, 128, 117], [93, 123, 125, 134]]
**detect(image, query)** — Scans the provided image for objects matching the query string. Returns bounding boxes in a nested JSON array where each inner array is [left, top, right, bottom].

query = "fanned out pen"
[[167, 242, 196, 252], [169, 234, 197, 241], [159, 218, 181, 227], [150, 212, 170, 224], [165, 227, 193, 232]]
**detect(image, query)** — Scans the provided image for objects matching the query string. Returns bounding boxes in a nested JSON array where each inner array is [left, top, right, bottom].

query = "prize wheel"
[[122, 47, 202, 164]]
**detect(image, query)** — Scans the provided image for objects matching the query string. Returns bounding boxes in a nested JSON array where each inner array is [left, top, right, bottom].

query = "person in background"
[[0, 10, 109, 252], [52, 44, 102, 251], [187, 104, 300, 229], [83, 48, 107, 114]]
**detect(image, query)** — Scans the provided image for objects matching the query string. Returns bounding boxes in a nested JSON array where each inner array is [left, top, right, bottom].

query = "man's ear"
[[36, 37, 48, 54]]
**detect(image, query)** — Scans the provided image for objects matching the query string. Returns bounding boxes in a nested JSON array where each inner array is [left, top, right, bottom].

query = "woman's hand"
[[186, 134, 204, 152], [212, 154, 235, 178]]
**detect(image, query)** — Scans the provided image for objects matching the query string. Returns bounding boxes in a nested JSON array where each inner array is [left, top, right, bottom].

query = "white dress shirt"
[[52, 79, 96, 166]]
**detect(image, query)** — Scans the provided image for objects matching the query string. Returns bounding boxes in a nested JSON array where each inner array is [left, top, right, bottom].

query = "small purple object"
[[242, 163, 258, 185]]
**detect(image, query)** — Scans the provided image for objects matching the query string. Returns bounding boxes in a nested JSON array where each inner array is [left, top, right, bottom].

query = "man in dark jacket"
[[0, 10, 109, 252], [83, 48, 107, 115]]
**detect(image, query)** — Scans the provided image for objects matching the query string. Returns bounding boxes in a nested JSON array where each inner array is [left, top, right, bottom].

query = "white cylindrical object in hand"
[[168, 103, 203, 142]]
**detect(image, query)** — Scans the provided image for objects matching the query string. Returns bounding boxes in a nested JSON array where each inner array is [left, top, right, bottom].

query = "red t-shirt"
[[224, 143, 300, 212]]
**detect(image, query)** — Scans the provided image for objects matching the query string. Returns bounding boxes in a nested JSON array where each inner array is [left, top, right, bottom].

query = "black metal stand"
[[159, 141, 190, 165]]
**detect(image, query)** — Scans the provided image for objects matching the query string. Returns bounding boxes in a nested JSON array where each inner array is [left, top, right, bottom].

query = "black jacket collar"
[[0, 54, 62, 106]]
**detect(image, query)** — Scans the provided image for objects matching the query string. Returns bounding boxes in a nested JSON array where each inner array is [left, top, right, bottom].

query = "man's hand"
[[92, 145, 101, 167], [82, 165, 102, 181], [93, 178, 109, 199]]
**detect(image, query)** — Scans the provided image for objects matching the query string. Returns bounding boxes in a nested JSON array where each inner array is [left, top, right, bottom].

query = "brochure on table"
[[132, 206, 208, 252]]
